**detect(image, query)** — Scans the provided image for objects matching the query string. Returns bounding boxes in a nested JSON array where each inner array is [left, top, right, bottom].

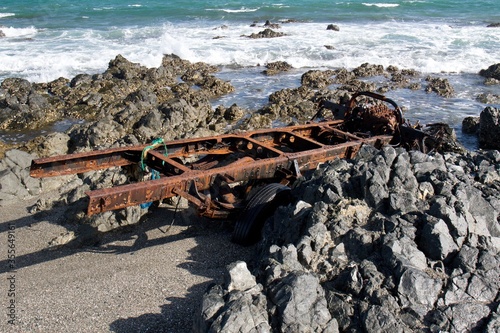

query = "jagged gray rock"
[[479, 106, 500, 149], [197, 147, 500, 332], [268, 271, 339, 333]]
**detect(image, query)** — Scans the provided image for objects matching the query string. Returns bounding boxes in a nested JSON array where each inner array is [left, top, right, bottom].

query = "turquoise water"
[[1, 0, 499, 80], [2, 1, 499, 27], [1, 0, 499, 148]]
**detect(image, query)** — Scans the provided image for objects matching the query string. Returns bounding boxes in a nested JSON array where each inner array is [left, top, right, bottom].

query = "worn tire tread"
[[232, 183, 291, 245]]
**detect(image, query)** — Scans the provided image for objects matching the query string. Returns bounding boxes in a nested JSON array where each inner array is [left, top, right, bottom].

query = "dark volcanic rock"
[[479, 106, 500, 149], [223, 104, 245, 121], [0, 53, 233, 146], [263, 61, 293, 76], [326, 24, 340, 31], [301, 70, 335, 89], [422, 123, 467, 154], [0, 78, 61, 130], [425, 76, 455, 97], [256, 85, 319, 123], [246, 28, 286, 39], [462, 117, 480, 134], [264, 20, 281, 29], [479, 63, 500, 80], [476, 93, 500, 104], [353, 63, 385, 77]]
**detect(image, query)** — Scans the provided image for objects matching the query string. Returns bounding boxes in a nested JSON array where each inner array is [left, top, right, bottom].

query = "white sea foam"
[[0, 26, 37, 38], [92, 7, 114, 11], [0, 20, 498, 83], [0, 12, 15, 18], [209, 7, 260, 13], [362, 3, 400, 7]]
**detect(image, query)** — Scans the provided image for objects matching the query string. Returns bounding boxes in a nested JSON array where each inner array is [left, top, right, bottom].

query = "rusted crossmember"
[[30, 120, 393, 217]]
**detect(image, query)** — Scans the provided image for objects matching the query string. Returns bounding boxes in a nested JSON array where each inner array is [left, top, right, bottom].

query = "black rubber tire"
[[232, 183, 292, 246]]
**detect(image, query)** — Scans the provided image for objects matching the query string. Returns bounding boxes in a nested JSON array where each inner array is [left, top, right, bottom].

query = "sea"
[[1, 0, 499, 149]]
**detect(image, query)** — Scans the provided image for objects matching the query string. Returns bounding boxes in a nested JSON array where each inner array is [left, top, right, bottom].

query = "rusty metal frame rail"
[[30, 120, 393, 216]]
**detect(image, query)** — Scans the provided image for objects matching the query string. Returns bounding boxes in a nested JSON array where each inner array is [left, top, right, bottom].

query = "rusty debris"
[[29, 92, 433, 243]]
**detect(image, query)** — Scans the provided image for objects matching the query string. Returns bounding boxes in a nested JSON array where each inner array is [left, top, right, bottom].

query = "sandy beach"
[[0, 192, 255, 332]]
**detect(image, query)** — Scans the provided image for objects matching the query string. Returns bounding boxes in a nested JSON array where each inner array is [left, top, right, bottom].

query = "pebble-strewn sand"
[[0, 193, 254, 332]]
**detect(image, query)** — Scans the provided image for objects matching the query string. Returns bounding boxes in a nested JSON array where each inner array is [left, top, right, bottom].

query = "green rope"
[[140, 138, 167, 172], [139, 138, 168, 209]]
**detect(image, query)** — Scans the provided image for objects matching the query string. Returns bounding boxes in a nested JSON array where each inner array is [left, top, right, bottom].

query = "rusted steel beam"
[[85, 139, 391, 215], [29, 91, 430, 223], [30, 119, 394, 216], [29, 146, 144, 177]]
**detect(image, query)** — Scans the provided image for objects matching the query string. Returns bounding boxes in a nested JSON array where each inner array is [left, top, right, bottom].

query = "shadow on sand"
[[0, 200, 256, 332]]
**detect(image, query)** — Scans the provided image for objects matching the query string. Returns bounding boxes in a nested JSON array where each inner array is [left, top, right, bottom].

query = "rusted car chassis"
[[29, 92, 428, 244]]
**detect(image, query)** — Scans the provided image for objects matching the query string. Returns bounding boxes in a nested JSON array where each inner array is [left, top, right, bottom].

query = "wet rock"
[[0, 78, 61, 130], [424, 123, 467, 154], [484, 77, 500, 85], [160, 98, 210, 134], [1, 53, 233, 151], [260, 85, 318, 122], [223, 104, 245, 121], [105, 54, 146, 80], [479, 106, 500, 149], [353, 63, 385, 77], [425, 76, 455, 97], [486, 23, 500, 28], [264, 20, 281, 29], [479, 63, 500, 80], [462, 116, 480, 134], [476, 92, 500, 104], [333, 68, 356, 84], [246, 28, 286, 39], [263, 61, 293, 75], [301, 70, 335, 89], [326, 24, 339, 31], [242, 113, 272, 130]]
